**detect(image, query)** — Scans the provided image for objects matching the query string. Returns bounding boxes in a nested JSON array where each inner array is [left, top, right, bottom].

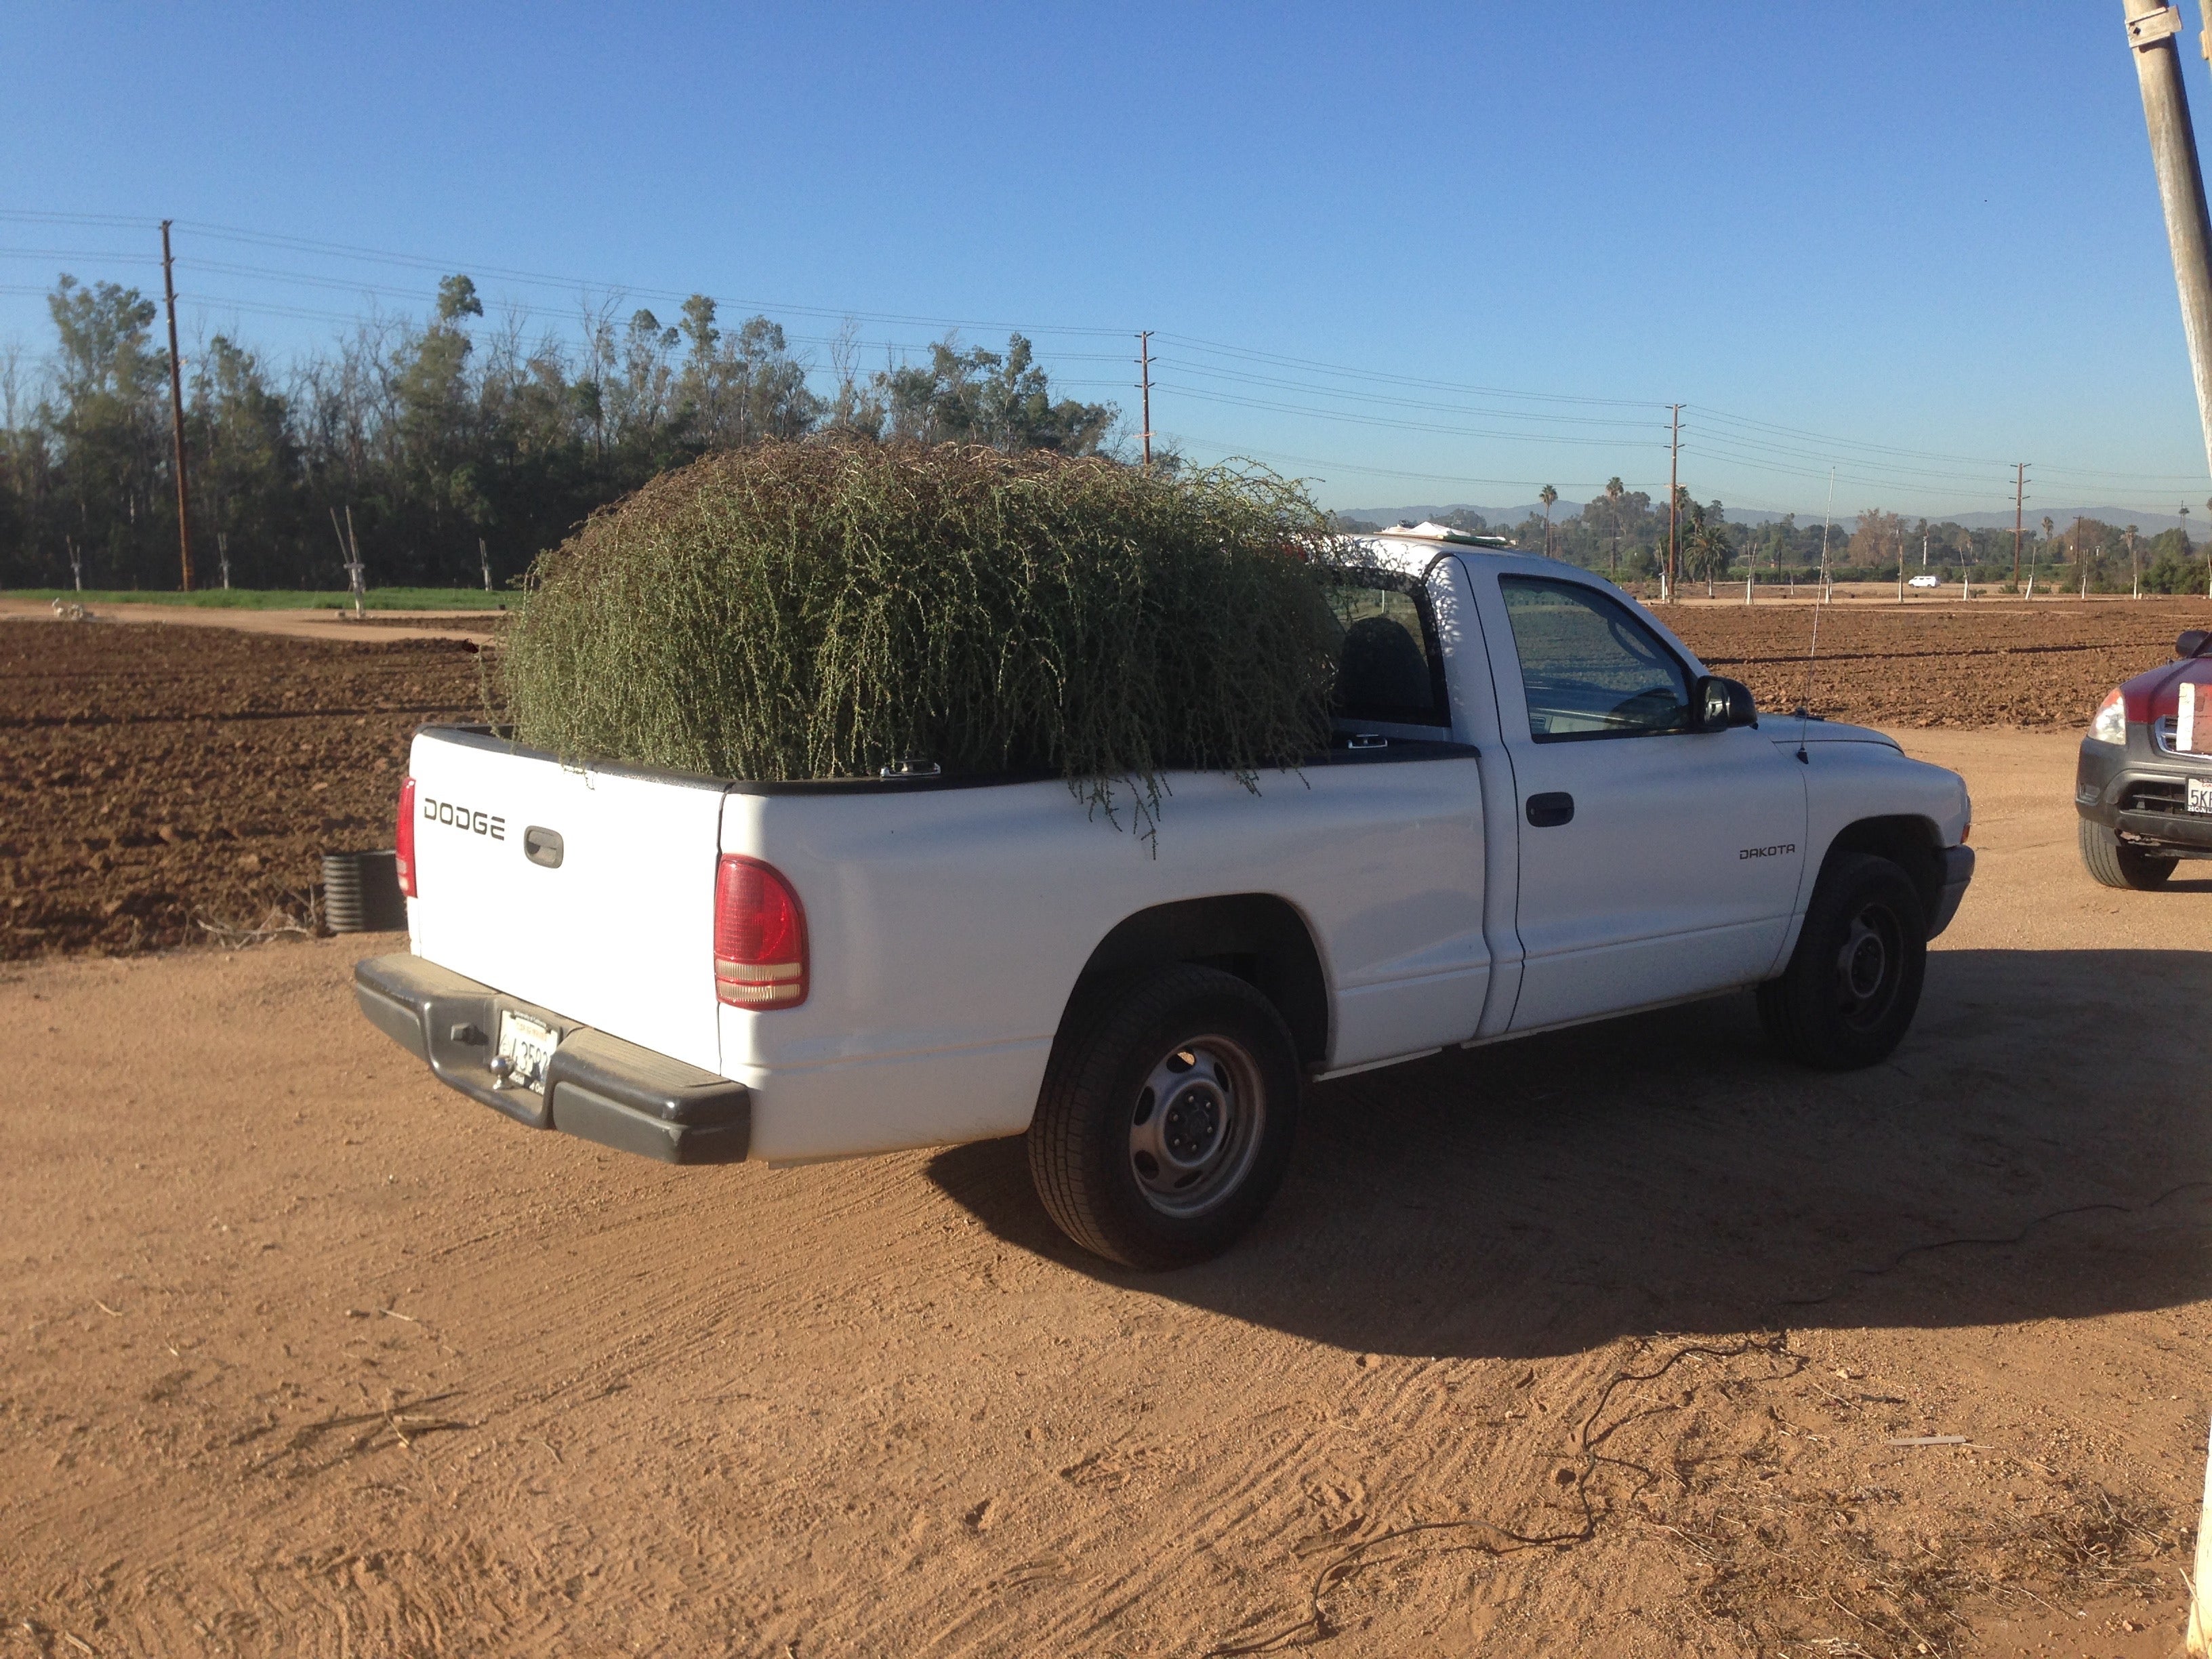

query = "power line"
[[6, 207, 2211, 507]]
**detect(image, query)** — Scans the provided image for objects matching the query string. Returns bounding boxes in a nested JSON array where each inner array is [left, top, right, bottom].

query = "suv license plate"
[[2190, 779, 2212, 815], [497, 1010, 558, 1093]]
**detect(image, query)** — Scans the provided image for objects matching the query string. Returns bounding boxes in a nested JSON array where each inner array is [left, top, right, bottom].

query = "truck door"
[[1479, 572, 1807, 1032]]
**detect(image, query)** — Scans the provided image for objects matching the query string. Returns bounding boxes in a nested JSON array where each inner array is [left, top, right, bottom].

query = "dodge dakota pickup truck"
[[355, 525, 1975, 1267]]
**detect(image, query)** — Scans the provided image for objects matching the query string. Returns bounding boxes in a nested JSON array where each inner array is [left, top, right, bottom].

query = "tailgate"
[[403, 729, 730, 1073]]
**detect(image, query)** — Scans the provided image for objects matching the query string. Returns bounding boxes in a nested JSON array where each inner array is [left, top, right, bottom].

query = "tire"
[[1757, 853, 1928, 1071], [2078, 817, 2176, 890], [1027, 965, 1301, 1269]]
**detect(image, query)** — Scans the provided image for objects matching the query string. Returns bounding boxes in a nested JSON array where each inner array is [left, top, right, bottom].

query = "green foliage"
[[881, 333, 1115, 455], [0, 274, 1120, 594], [499, 443, 1339, 832]]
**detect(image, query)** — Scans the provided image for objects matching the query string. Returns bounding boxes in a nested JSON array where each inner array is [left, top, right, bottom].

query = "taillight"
[[395, 775, 419, 898], [714, 855, 807, 1008]]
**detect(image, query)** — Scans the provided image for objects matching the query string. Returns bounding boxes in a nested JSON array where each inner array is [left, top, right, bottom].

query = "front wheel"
[[1027, 966, 1301, 1269], [1757, 853, 1927, 1071], [2078, 818, 2175, 890]]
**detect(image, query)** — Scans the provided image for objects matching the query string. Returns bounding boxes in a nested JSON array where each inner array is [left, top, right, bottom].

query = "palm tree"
[[1681, 499, 1734, 596], [1539, 485, 1558, 558], [1603, 476, 1626, 576]]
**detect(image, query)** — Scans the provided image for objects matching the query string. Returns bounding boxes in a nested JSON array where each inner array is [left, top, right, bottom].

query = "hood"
[[1769, 715, 1901, 751], [2121, 655, 2212, 723]]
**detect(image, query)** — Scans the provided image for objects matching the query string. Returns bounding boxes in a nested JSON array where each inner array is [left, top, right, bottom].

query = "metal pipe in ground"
[[2121, 7, 2212, 1645], [2125, 0, 2212, 480]]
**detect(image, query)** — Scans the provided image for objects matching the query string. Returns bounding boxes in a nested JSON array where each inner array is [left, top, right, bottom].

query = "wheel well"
[[1823, 815, 1944, 919], [1069, 895, 1330, 1066]]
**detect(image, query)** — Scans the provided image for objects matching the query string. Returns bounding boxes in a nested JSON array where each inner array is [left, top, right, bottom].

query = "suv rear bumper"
[[2075, 737, 2212, 855], [353, 953, 751, 1164]]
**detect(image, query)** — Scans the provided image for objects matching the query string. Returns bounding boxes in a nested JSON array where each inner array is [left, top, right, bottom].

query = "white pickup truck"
[[356, 526, 1973, 1267]]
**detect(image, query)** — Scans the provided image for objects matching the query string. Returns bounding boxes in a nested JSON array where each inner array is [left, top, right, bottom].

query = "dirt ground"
[[0, 620, 483, 959], [5, 666, 2212, 1652], [1666, 596, 2212, 731]]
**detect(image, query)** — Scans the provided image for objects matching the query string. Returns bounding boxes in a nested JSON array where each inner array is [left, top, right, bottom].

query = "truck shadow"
[[925, 947, 2212, 1359]]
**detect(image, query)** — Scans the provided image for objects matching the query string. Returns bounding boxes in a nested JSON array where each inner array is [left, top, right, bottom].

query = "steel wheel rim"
[[1127, 1033, 1265, 1218], [1831, 900, 1903, 1029]]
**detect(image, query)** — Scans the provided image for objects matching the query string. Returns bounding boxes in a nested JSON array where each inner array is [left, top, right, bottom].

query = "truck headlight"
[[2089, 688, 2127, 746]]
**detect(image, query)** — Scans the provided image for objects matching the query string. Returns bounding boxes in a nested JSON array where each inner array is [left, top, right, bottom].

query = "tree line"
[[0, 274, 1120, 590], [1340, 484, 2212, 594]]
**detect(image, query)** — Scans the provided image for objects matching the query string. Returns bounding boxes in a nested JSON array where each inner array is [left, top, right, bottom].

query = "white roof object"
[[1385, 520, 1515, 548]]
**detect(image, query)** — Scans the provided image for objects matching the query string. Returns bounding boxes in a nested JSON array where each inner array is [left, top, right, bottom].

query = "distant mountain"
[[1342, 502, 2205, 540], [1342, 503, 1578, 527]]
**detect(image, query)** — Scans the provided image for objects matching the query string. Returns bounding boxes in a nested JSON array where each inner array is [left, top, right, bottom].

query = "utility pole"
[[217, 531, 230, 590], [2011, 463, 2029, 587], [1136, 331, 1153, 472], [344, 506, 365, 619], [160, 220, 195, 592], [2125, 0, 2212, 482], [1817, 467, 1835, 602], [479, 537, 491, 593], [1665, 404, 1682, 602]]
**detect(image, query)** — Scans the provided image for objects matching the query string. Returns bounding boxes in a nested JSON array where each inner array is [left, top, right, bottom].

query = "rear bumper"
[[353, 953, 751, 1164], [1927, 844, 1974, 940]]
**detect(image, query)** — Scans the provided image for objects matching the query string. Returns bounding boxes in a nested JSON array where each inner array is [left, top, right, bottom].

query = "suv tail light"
[[395, 775, 419, 898], [714, 855, 807, 1008]]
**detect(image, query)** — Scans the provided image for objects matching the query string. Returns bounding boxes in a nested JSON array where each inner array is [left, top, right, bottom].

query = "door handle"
[[1525, 792, 1574, 827]]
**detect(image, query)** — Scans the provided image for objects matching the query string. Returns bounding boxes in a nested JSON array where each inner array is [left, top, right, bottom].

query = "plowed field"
[[1, 621, 480, 960], [1670, 596, 2212, 729], [3, 598, 2208, 965]]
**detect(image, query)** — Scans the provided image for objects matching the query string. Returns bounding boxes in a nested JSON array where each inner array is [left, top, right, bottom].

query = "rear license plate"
[[2190, 779, 2212, 816], [497, 1010, 558, 1093]]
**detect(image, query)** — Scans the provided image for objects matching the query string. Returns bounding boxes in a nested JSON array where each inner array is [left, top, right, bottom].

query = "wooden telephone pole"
[[1136, 331, 1153, 471], [1665, 405, 1682, 601], [2011, 463, 2030, 587], [160, 220, 195, 592]]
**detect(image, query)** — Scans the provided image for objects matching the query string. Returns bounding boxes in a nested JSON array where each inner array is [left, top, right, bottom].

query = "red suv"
[[2076, 628, 2212, 888]]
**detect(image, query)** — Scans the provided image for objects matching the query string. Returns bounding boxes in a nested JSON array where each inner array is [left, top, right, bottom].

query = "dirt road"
[[0, 598, 503, 647], [3, 729, 2208, 1658]]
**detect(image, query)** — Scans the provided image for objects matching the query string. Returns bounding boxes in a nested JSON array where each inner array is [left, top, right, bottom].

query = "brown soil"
[[7, 597, 2211, 974], [0, 619, 481, 960], [3, 721, 2209, 1656], [6, 600, 2209, 969], [1666, 596, 2212, 729]]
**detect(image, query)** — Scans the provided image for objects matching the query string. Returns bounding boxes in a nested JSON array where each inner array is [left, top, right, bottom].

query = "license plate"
[[2191, 779, 2212, 816], [497, 1010, 558, 1093]]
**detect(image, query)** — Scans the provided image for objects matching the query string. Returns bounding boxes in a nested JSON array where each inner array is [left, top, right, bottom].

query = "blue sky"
[[3, 1, 2209, 520]]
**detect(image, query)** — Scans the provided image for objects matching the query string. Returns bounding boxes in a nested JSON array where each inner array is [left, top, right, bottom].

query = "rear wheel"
[[1757, 853, 1927, 1071], [1027, 966, 1300, 1269], [2078, 817, 2176, 890]]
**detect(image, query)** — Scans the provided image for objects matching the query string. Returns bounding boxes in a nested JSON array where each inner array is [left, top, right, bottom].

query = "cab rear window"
[[1324, 579, 1449, 727]]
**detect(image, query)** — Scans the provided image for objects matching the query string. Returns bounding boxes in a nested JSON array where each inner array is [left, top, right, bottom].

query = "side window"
[[1324, 579, 1449, 727], [1498, 576, 1690, 741]]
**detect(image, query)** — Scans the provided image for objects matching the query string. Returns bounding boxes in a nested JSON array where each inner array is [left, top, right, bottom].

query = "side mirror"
[[1691, 674, 1759, 732], [2178, 630, 2211, 659]]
